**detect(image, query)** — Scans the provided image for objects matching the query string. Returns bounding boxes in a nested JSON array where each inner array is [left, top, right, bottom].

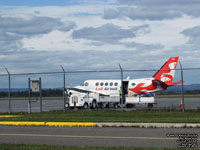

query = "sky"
[[0, 0, 200, 88]]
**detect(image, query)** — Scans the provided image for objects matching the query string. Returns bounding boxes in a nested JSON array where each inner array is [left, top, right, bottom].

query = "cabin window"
[[100, 82, 104, 86], [110, 82, 113, 86], [84, 82, 89, 86], [105, 82, 108, 86], [132, 83, 136, 86], [114, 82, 118, 86], [95, 82, 99, 86]]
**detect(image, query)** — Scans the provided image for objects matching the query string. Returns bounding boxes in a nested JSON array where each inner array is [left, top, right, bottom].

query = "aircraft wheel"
[[114, 103, 118, 109], [65, 103, 70, 108], [91, 100, 97, 109], [83, 103, 89, 109], [148, 103, 153, 109], [100, 103, 105, 109]]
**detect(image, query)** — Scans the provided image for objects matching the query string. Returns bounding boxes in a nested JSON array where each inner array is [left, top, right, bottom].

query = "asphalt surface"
[[0, 98, 200, 112], [0, 126, 199, 148]]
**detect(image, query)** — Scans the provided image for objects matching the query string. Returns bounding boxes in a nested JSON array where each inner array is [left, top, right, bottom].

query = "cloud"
[[181, 25, 200, 38], [117, 0, 199, 6], [0, 16, 70, 36], [72, 23, 164, 50], [124, 42, 164, 50], [0, 30, 21, 51], [180, 25, 200, 50], [72, 23, 149, 44], [0, 15, 76, 51], [104, 7, 182, 21], [181, 25, 200, 47], [103, 0, 200, 21], [58, 21, 76, 32]]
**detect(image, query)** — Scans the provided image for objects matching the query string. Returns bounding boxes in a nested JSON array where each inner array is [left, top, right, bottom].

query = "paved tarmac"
[[0, 126, 199, 148], [0, 98, 200, 112]]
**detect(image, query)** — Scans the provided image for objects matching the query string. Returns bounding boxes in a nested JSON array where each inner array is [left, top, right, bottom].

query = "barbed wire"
[[0, 67, 199, 76]]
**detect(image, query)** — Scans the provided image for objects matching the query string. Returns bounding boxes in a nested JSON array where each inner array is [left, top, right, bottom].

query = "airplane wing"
[[67, 87, 90, 93], [67, 87, 110, 96]]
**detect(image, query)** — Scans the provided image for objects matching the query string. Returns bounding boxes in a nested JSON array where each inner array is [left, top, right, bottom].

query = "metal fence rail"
[[0, 67, 200, 113]]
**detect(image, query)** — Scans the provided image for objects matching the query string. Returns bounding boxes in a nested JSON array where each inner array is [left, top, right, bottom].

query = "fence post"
[[39, 77, 42, 112], [5, 68, 11, 114], [28, 78, 31, 113], [60, 65, 66, 112], [119, 64, 124, 110], [179, 61, 185, 112]]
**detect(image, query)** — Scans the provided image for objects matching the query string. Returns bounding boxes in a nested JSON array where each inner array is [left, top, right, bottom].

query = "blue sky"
[[0, 0, 200, 88]]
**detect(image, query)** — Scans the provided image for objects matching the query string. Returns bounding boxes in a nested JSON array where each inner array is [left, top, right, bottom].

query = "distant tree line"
[[0, 88, 63, 97], [157, 90, 200, 95]]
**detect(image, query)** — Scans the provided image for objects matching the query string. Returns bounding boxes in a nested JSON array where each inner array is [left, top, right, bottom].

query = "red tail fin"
[[153, 57, 179, 86]]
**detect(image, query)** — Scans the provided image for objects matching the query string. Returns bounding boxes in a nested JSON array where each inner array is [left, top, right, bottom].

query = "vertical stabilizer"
[[153, 57, 179, 86]]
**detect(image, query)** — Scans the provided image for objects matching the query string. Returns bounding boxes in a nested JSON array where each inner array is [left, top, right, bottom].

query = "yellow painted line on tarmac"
[[0, 121, 94, 127], [0, 115, 23, 118], [0, 133, 181, 140], [0, 122, 45, 126]]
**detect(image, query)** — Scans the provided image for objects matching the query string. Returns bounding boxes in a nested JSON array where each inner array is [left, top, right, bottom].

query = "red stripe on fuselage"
[[129, 80, 167, 94]]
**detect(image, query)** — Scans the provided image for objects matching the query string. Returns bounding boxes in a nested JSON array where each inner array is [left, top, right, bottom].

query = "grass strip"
[[0, 144, 198, 150], [0, 110, 200, 123]]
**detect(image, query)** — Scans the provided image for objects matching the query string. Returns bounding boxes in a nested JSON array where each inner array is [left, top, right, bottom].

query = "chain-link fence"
[[0, 67, 200, 113]]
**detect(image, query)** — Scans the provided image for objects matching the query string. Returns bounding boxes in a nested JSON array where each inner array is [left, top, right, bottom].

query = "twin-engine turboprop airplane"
[[68, 56, 180, 96]]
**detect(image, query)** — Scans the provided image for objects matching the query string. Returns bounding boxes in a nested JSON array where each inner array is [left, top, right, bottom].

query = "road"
[[0, 126, 199, 148], [0, 98, 200, 112]]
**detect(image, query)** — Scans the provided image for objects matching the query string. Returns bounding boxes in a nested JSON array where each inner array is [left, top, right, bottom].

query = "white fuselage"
[[75, 78, 160, 95]]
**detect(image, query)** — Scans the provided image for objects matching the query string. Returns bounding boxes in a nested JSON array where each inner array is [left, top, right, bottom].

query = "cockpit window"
[[132, 83, 136, 86], [95, 82, 99, 86], [84, 82, 89, 86]]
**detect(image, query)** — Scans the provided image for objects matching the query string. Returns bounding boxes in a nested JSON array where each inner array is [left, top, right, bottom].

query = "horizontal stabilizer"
[[172, 80, 185, 86]]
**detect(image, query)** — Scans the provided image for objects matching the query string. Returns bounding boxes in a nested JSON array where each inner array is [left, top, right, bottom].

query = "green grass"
[[0, 144, 198, 150], [1, 109, 200, 123]]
